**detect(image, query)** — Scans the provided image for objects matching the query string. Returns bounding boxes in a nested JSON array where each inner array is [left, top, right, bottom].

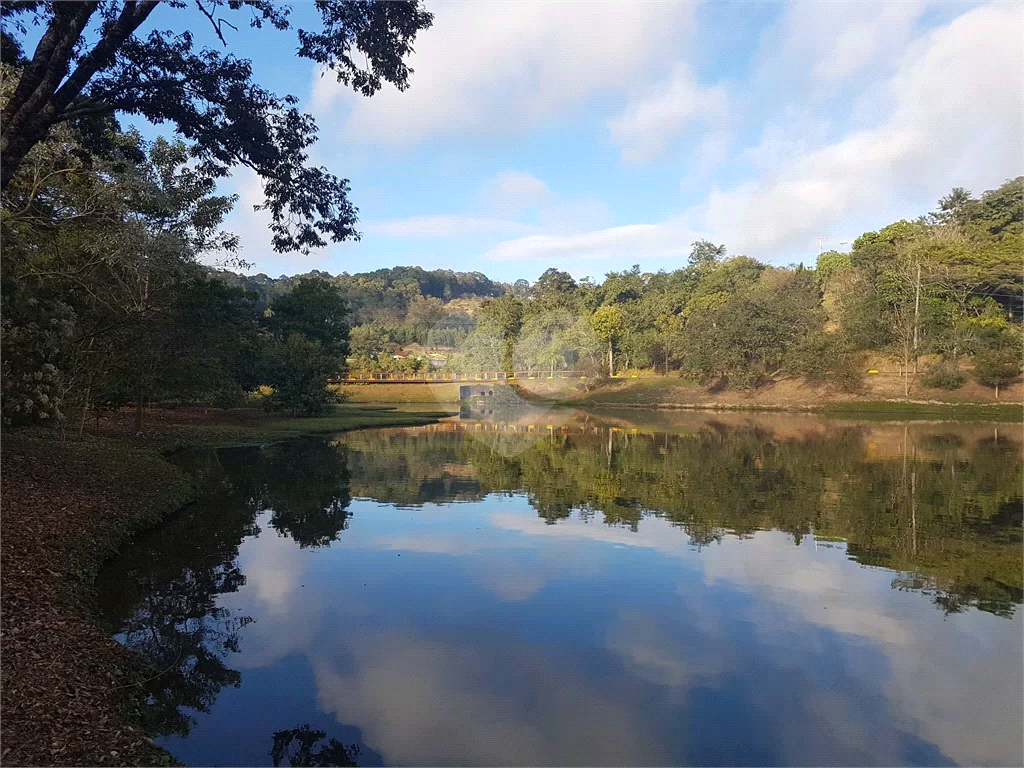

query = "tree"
[[259, 333, 340, 415], [591, 305, 624, 376], [933, 187, 975, 228], [266, 277, 349, 358], [0, 114, 248, 428], [974, 346, 1022, 398], [517, 309, 573, 374], [601, 264, 644, 303], [783, 331, 864, 392], [679, 269, 824, 386], [814, 250, 852, 288], [533, 268, 577, 300], [477, 294, 524, 372], [688, 239, 726, 268], [259, 279, 349, 414], [561, 316, 603, 379], [348, 323, 390, 359], [0, 1, 433, 252]]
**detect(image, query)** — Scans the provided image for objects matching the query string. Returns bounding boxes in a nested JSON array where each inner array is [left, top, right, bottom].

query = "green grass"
[[154, 406, 455, 452], [260, 405, 452, 434], [334, 382, 463, 403]]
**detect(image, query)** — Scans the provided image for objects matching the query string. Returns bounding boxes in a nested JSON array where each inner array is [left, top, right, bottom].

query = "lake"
[[96, 410, 1023, 767]]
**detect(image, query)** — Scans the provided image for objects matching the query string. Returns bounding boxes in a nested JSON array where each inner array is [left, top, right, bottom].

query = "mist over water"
[[96, 412, 1023, 767]]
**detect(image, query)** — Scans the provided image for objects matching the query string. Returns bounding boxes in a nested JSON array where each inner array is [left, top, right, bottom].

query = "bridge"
[[333, 371, 588, 384]]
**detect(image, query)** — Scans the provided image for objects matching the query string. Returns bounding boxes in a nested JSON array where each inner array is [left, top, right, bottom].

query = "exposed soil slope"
[[516, 371, 1023, 411]]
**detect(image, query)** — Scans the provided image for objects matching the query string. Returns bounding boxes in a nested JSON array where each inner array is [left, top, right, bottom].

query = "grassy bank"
[[0, 405, 450, 766], [520, 374, 1023, 419], [332, 381, 463, 404]]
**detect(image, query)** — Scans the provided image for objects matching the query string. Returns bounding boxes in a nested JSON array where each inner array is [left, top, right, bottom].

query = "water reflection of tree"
[[340, 425, 1023, 616], [271, 725, 360, 767], [341, 431, 484, 506], [97, 439, 353, 736], [258, 440, 353, 547]]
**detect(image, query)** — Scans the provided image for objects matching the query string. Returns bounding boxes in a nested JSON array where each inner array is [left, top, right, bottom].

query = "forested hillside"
[[211, 178, 1023, 396]]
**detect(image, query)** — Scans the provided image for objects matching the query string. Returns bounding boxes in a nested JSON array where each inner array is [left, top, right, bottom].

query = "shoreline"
[[563, 399, 1022, 420], [503, 374, 1023, 420], [0, 406, 451, 767]]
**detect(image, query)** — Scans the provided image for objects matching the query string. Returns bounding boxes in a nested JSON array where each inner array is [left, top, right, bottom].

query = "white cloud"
[[609, 63, 730, 163], [311, 0, 697, 146], [481, 170, 555, 217], [363, 214, 535, 238], [490, 510, 700, 555], [704, 1, 1024, 258], [479, 171, 614, 234], [475, 564, 548, 601], [237, 514, 309, 613], [214, 500, 1021, 767], [368, 170, 616, 247], [772, 1, 935, 87], [696, 532, 1024, 767], [482, 220, 696, 263]]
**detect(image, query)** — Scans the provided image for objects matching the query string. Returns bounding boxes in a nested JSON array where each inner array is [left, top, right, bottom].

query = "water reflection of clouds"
[[310, 628, 667, 766], [238, 517, 311, 613], [504, 513, 1022, 765], [602, 606, 941, 766], [694, 534, 1023, 767], [229, 501, 1021, 767]]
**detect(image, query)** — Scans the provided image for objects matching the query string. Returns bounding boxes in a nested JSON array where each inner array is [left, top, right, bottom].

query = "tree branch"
[[49, 1, 162, 118], [2, 3, 98, 143], [193, 0, 237, 45]]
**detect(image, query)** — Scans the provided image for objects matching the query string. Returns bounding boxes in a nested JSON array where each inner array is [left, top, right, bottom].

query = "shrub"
[[921, 363, 967, 390], [783, 332, 865, 392]]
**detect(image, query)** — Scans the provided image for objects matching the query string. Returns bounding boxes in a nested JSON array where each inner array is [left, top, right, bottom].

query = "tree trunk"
[[134, 375, 144, 433], [912, 262, 921, 374], [1, 4, 98, 189], [1, 1, 160, 189], [911, 469, 917, 555], [608, 341, 613, 377], [78, 385, 91, 439], [995, 383, 999, 399]]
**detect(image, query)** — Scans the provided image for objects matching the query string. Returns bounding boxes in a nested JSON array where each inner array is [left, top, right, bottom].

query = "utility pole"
[[913, 262, 921, 375]]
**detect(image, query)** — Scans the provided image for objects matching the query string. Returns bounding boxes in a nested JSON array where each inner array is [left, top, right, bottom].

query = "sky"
[[148, 0, 1023, 283]]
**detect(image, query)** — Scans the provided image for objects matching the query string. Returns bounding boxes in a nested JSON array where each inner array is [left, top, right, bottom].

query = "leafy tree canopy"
[[0, 0, 433, 252], [688, 239, 726, 268], [267, 277, 349, 358]]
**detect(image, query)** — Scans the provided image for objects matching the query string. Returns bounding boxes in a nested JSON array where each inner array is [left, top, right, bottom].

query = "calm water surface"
[[96, 411, 1024, 767]]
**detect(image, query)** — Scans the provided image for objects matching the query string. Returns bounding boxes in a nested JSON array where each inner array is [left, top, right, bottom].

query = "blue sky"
[[148, 1, 1022, 282]]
